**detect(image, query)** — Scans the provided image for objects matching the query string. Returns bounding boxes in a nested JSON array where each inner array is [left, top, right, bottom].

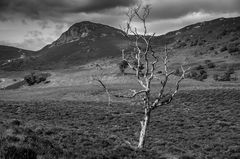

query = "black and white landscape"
[[0, 0, 240, 159]]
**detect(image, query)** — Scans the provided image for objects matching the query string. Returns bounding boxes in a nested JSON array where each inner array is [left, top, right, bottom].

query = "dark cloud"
[[1, 0, 239, 25], [147, 0, 240, 20], [70, 0, 138, 13], [1, 0, 240, 51], [0, 0, 138, 21]]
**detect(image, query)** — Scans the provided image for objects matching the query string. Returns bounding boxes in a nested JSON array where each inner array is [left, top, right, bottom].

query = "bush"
[[24, 72, 50, 86], [198, 39, 205, 46], [186, 69, 208, 81], [118, 60, 129, 74], [226, 67, 235, 75], [194, 65, 204, 70], [220, 46, 227, 52], [220, 29, 227, 36], [207, 62, 215, 68], [186, 66, 208, 81], [175, 40, 187, 48], [204, 60, 211, 63], [204, 60, 215, 68], [228, 43, 239, 53], [213, 74, 219, 81], [190, 40, 198, 46], [230, 37, 239, 42], [133, 60, 144, 72], [179, 42, 187, 47], [174, 68, 181, 76], [214, 73, 231, 81], [213, 68, 236, 81], [209, 46, 215, 51]]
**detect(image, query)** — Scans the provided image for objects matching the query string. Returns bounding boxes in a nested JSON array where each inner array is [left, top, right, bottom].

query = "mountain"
[[155, 16, 240, 50], [36, 21, 129, 65], [1, 21, 131, 70], [36, 21, 132, 69], [1, 17, 240, 71]]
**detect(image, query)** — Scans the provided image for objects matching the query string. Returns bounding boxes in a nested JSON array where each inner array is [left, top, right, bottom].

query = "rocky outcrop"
[[50, 21, 125, 48]]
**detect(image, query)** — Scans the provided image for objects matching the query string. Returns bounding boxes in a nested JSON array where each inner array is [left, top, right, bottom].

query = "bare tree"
[[92, 64, 112, 106], [119, 5, 190, 149]]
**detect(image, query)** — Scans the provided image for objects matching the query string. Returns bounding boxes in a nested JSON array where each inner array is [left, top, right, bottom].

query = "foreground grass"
[[0, 89, 240, 159]]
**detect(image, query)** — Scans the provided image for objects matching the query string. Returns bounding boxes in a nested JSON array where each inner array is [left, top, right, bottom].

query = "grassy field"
[[0, 62, 240, 158], [0, 88, 239, 159]]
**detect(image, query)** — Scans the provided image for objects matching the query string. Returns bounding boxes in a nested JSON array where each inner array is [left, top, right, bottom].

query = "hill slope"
[[155, 17, 240, 47], [0, 45, 34, 66], [153, 17, 240, 70], [36, 21, 129, 65], [1, 21, 130, 70], [1, 17, 240, 71]]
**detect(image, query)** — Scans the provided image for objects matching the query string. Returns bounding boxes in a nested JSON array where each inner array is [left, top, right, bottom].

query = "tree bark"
[[138, 108, 151, 148]]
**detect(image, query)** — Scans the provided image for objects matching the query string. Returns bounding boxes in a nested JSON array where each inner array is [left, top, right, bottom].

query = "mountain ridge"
[[0, 16, 240, 70]]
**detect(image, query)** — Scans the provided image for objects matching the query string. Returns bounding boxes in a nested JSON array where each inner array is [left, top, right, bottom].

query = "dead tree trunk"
[[117, 4, 190, 149], [138, 108, 151, 148]]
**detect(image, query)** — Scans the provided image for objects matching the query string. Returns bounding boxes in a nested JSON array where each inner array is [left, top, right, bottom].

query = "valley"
[[0, 16, 240, 159]]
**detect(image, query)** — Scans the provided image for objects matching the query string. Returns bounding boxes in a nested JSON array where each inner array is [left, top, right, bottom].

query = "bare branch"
[[171, 66, 191, 97], [114, 89, 146, 98], [122, 49, 147, 89], [93, 77, 112, 106], [150, 65, 190, 110]]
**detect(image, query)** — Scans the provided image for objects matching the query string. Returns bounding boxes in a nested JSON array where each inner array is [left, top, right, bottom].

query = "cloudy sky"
[[0, 0, 240, 51]]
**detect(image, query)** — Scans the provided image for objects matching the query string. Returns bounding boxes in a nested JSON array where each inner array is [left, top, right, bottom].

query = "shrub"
[[207, 62, 215, 68], [213, 74, 219, 81], [226, 67, 235, 75], [230, 37, 239, 42], [24, 72, 50, 86], [190, 40, 198, 46], [220, 46, 227, 52], [208, 30, 213, 34], [179, 42, 187, 47], [214, 73, 231, 81], [220, 29, 227, 36], [186, 69, 208, 81], [157, 70, 162, 74], [198, 39, 206, 46], [228, 43, 239, 53], [204, 60, 211, 63], [186, 66, 208, 81], [204, 60, 215, 68], [174, 68, 181, 76], [209, 46, 215, 51], [194, 65, 204, 70], [176, 41, 187, 48], [213, 68, 236, 81], [133, 60, 144, 72], [118, 60, 129, 74]]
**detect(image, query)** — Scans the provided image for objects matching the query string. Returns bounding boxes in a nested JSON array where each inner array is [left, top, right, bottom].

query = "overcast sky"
[[0, 0, 239, 51]]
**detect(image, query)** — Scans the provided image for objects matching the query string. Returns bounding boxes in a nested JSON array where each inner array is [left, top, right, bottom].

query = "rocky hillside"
[[156, 17, 240, 55], [1, 16, 240, 71], [36, 21, 129, 66], [0, 45, 34, 66], [1, 21, 130, 70]]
